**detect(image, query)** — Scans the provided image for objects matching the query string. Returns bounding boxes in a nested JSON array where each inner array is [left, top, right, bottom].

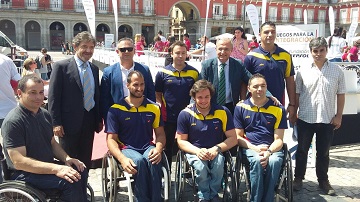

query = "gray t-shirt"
[[1, 104, 54, 170]]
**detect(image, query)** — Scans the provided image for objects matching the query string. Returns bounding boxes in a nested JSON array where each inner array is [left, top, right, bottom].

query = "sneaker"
[[293, 178, 303, 191], [319, 180, 336, 196]]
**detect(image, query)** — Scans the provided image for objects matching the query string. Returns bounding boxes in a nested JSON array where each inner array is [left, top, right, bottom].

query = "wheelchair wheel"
[[174, 151, 185, 202], [223, 151, 237, 202], [86, 183, 95, 202], [0, 181, 46, 202], [161, 153, 171, 201], [102, 153, 118, 202], [282, 150, 293, 202]]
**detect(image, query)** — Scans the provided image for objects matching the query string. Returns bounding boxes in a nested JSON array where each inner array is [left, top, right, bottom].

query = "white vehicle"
[[0, 31, 28, 59]]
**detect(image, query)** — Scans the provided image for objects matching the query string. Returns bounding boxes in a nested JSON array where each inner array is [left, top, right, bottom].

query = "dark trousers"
[[12, 167, 88, 202], [294, 119, 334, 182], [60, 109, 96, 169], [164, 122, 178, 171]]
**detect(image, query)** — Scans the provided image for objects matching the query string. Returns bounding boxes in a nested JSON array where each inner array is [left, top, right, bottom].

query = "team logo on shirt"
[[259, 64, 264, 66], [245, 115, 251, 119], [125, 117, 130, 120], [191, 123, 196, 126], [167, 79, 173, 83]]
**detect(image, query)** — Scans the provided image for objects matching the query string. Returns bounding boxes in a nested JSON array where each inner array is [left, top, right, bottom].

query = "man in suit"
[[48, 31, 102, 169], [100, 37, 155, 120], [200, 38, 252, 114]]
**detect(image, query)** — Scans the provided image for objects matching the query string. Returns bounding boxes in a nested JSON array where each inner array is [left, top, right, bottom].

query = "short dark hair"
[[41, 48, 47, 53], [117, 37, 134, 47], [260, 21, 276, 31], [170, 41, 187, 53], [190, 79, 215, 98], [248, 73, 266, 86], [183, 33, 189, 38], [127, 70, 144, 84], [158, 30, 163, 35], [18, 74, 43, 92], [309, 37, 327, 51], [72, 31, 96, 47]]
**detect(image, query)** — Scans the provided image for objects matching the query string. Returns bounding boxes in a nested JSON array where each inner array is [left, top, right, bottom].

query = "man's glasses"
[[118, 47, 134, 52]]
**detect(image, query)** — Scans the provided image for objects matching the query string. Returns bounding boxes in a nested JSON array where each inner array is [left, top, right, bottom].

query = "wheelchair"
[[236, 143, 293, 202], [174, 149, 238, 202], [0, 159, 95, 202], [101, 150, 170, 202]]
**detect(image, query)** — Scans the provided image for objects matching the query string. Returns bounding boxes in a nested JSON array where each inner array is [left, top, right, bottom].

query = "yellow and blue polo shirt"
[[233, 98, 287, 146], [155, 64, 199, 122], [105, 98, 164, 152], [244, 45, 295, 104], [177, 104, 234, 149]]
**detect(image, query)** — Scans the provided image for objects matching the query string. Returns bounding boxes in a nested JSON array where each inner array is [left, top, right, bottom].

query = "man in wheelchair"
[[177, 80, 237, 202], [105, 71, 166, 201], [1, 74, 88, 201], [233, 74, 287, 202]]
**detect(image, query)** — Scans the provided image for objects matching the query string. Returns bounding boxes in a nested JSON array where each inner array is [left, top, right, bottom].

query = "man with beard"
[[106, 71, 166, 201]]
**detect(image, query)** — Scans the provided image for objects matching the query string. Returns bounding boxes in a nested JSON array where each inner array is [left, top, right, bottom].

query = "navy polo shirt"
[[244, 45, 295, 104], [106, 98, 164, 153], [177, 104, 234, 149], [233, 98, 287, 146], [155, 64, 199, 122]]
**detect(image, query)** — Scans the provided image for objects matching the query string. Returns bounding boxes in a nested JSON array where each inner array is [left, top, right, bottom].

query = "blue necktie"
[[217, 63, 226, 105], [82, 63, 92, 111]]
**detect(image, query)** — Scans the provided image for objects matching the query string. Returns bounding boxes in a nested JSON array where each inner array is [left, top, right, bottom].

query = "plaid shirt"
[[296, 61, 346, 124]]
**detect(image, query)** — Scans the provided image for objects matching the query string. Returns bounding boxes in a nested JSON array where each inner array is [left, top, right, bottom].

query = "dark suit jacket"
[[200, 57, 252, 105], [48, 57, 101, 134], [100, 62, 155, 119]]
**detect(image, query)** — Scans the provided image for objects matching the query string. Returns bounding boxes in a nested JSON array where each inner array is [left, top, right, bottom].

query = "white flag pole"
[[304, 9, 308, 25], [329, 6, 335, 36], [261, 0, 267, 24], [203, 0, 211, 58]]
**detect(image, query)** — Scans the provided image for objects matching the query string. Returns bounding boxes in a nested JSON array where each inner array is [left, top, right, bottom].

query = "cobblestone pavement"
[[88, 143, 360, 202]]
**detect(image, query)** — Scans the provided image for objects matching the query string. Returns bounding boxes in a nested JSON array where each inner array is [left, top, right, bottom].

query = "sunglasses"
[[118, 47, 134, 52], [29, 61, 35, 65]]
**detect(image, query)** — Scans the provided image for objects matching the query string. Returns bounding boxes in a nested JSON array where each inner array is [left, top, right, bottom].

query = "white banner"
[[303, 9, 307, 25], [246, 4, 260, 37], [112, 0, 118, 42], [276, 24, 324, 71], [261, 0, 267, 24], [329, 6, 335, 36], [348, 16, 359, 45], [104, 34, 114, 48], [82, 0, 96, 38]]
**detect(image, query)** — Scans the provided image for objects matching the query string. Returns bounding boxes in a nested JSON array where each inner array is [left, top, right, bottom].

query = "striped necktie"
[[217, 63, 226, 105], [82, 63, 92, 111]]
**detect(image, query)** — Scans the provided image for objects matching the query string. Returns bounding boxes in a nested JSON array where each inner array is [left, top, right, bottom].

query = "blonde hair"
[[134, 34, 141, 43]]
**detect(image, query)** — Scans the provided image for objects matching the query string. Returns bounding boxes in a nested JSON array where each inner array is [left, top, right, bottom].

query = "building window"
[[26, 0, 38, 9], [294, 8, 302, 23], [308, 0, 314, 2], [319, 0, 328, 3], [331, 0, 337, 3], [282, 8, 289, 22], [74, 0, 83, 11], [213, 4, 223, 19], [318, 10, 326, 23], [121, 0, 130, 15], [227, 4, 236, 20], [97, 0, 107, 13], [351, 8, 359, 22], [339, 9, 346, 24], [307, 9, 314, 23], [50, 0, 61, 10], [269, 7, 277, 22], [143, 0, 153, 15], [257, 6, 261, 19]]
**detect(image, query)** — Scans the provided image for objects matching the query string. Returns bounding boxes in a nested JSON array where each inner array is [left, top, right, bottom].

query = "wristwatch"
[[216, 145, 222, 153], [266, 148, 273, 155]]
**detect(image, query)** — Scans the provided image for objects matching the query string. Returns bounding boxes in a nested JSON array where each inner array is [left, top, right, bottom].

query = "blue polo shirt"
[[233, 98, 287, 146], [105, 98, 164, 152], [177, 104, 234, 149], [244, 45, 295, 104], [155, 64, 199, 122]]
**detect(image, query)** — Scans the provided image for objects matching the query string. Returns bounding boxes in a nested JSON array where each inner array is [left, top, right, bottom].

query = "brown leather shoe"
[[293, 178, 303, 191], [319, 180, 336, 196]]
